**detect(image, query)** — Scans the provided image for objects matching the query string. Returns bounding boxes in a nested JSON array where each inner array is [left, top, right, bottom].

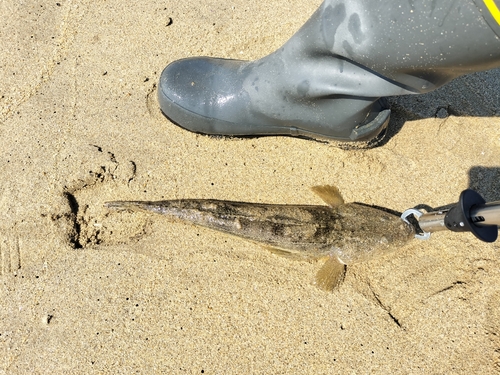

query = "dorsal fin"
[[311, 185, 344, 207]]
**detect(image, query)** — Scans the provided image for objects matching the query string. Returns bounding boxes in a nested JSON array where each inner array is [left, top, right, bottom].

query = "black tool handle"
[[444, 189, 498, 242]]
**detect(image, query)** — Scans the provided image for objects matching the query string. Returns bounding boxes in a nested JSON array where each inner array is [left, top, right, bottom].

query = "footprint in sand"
[[53, 145, 152, 249]]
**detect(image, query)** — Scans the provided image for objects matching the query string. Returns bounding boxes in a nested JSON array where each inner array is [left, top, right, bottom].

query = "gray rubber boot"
[[158, 0, 500, 142]]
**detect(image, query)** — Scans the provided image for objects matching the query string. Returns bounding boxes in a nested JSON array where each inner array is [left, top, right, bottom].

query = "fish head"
[[334, 207, 416, 265], [383, 215, 416, 243]]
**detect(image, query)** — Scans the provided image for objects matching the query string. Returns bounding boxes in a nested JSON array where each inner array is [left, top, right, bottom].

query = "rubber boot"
[[158, 0, 500, 142]]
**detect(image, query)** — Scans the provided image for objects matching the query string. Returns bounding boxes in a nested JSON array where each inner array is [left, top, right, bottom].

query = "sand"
[[1, 0, 500, 373]]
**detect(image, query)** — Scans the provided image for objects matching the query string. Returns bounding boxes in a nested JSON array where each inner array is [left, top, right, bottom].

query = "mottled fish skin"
[[105, 199, 413, 261], [105, 186, 415, 291]]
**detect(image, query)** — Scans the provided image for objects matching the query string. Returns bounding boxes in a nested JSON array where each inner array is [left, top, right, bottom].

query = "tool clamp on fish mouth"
[[401, 189, 500, 243], [401, 209, 430, 240]]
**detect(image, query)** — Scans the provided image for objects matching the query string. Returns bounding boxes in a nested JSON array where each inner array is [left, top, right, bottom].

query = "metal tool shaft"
[[470, 201, 500, 227], [404, 189, 499, 243], [418, 202, 500, 232], [418, 211, 448, 233]]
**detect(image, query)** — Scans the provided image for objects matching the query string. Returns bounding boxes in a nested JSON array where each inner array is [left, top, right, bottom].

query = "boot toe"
[[158, 57, 251, 134]]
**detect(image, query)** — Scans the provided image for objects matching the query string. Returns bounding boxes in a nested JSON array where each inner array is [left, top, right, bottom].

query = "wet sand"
[[1, 0, 500, 373]]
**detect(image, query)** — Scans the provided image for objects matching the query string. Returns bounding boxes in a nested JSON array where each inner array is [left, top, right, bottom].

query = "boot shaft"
[[290, 0, 500, 92]]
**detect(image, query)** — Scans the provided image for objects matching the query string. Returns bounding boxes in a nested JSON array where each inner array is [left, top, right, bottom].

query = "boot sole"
[[158, 85, 390, 143]]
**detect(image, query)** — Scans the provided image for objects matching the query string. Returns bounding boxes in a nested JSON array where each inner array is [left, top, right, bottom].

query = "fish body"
[[106, 186, 415, 290]]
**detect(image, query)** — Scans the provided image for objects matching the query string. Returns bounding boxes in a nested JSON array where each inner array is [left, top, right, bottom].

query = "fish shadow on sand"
[[381, 68, 500, 146]]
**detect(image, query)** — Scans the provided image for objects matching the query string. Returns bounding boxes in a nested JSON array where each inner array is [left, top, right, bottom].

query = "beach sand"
[[1, 0, 500, 373]]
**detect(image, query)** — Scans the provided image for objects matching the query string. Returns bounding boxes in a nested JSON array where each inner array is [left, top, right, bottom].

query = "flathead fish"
[[105, 185, 415, 291]]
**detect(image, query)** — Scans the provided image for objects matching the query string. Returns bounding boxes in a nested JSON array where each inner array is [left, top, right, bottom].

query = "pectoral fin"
[[313, 255, 346, 291], [311, 185, 344, 207], [261, 245, 306, 260]]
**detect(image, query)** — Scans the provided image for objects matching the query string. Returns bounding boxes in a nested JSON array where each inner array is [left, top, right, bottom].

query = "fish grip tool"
[[401, 189, 500, 242]]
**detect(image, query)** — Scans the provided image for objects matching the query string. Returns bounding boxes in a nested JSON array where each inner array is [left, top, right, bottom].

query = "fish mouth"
[[403, 220, 417, 239]]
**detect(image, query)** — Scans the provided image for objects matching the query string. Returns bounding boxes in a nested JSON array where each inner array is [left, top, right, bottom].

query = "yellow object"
[[484, 0, 500, 25]]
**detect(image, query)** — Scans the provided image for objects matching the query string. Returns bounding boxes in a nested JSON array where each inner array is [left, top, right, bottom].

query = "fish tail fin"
[[313, 255, 346, 292]]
